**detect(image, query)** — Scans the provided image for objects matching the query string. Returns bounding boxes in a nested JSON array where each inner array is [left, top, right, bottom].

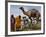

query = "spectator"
[[11, 15, 15, 31]]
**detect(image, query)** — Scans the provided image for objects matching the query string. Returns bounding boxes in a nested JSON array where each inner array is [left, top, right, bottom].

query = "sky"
[[10, 5, 41, 17]]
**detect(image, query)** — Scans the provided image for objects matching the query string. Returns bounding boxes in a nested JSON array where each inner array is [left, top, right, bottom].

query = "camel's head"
[[19, 7, 25, 12], [19, 7, 24, 10]]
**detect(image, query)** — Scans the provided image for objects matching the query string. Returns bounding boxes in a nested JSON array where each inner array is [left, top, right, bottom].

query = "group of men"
[[11, 15, 22, 31]]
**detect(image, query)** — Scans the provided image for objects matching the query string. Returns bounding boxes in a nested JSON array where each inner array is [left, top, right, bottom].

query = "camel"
[[19, 7, 41, 24]]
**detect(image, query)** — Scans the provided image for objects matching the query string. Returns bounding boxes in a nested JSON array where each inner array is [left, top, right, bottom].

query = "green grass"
[[32, 24, 41, 30], [21, 21, 41, 31]]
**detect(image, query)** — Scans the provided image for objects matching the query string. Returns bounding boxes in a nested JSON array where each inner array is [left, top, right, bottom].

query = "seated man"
[[15, 15, 22, 31]]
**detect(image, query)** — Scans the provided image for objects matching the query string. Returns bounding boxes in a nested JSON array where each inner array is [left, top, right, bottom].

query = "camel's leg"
[[29, 17, 32, 23], [36, 17, 39, 24], [31, 19, 32, 23], [29, 17, 32, 29], [32, 18, 35, 26]]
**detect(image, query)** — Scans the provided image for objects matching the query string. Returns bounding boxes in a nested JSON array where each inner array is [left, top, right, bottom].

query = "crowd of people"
[[11, 15, 23, 31], [10, 14, 41, 31]]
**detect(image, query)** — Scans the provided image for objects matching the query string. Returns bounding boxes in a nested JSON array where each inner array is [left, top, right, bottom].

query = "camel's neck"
[[21, 9, 29, 16], [21, 9, 27, 15], [21, 9, 25, 13]]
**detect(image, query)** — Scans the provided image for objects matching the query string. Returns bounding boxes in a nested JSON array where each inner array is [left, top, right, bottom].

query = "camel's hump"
[[27, 9, 39, 13]]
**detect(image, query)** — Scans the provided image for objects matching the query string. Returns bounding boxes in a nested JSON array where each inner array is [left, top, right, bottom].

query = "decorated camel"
[[19, 7, 41, 24]]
